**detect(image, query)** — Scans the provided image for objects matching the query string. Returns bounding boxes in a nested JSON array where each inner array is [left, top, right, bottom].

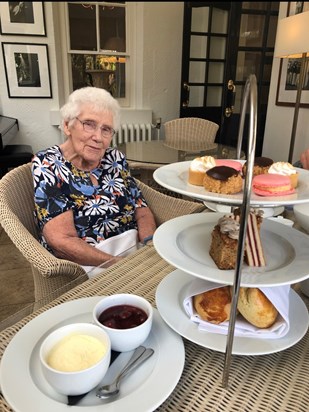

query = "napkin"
[[82, 229, 138, 278], [183, 278, 290, 339]]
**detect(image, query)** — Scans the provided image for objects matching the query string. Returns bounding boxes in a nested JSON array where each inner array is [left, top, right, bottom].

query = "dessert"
[[209, 209, 265, 269], [268, 161, 299, 188], [193, 286, 278, 328], [188, 156, 216, 186], [203, 166, 243, 194], [242, 156, 273, 177], [209, 214, 240, 269], [216, 159, 243, 173], [47, 333, 107, 372], [193, 286, 232, 324], [246, 211, 266, 267], [252, 174, 295, 196], [237, 287, 278, 328]]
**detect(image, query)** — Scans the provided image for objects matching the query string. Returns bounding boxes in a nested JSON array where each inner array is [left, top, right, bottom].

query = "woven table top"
[[0, 245, 308, 412]]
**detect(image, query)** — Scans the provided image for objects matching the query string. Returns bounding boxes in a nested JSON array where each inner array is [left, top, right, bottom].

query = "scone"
[[268, 161, 299, 189], [188, 156, 216, 186], [203, 166, 243, 194], [193, 286, 232, 324], [252, 174, 295, 196], [242, 156, 273, 177], [237, 287, 278, 328]]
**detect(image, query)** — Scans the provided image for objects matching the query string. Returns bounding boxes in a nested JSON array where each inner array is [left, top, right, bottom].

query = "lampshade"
[[275, 11, 309, 58]]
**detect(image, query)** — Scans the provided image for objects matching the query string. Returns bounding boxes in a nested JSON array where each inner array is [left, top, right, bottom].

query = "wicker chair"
[[164, 117, 219, 152], [0, 163, 205, 306]]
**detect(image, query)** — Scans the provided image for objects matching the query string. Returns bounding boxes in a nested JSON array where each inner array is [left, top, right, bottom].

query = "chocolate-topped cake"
[[203, 166, 242, 194], [242, 156, 273, 177]]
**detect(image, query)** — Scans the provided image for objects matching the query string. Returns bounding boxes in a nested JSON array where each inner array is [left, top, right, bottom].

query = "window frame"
[[58, 1, 135, 107]]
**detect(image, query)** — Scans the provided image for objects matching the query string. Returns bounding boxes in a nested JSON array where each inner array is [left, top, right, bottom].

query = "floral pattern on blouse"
[[31, 145, 147, 252]]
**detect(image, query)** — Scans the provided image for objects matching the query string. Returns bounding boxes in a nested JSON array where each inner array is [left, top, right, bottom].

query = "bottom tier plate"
[[155, 269, 309, 356], [0, 297, 184, 412]]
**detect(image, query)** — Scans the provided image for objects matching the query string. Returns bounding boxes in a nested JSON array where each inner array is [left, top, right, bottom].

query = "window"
[[65, 2, 128, 103]]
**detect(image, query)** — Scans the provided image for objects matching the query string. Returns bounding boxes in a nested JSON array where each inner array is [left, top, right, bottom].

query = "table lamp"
[[274, 11, 309, 163]]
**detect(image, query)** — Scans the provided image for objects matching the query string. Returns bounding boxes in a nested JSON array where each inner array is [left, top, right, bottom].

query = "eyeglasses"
[[75, 117, 116, 138]]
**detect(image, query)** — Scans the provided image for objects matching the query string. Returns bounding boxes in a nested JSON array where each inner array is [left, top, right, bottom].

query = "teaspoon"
[[96, 345, 154, 398]]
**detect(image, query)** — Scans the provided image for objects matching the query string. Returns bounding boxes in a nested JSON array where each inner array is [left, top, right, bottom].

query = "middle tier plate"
[[153, 213, 309, 287]]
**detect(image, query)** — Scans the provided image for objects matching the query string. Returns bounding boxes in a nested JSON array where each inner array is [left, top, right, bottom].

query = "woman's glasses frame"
[[75, 117, 116, 138]]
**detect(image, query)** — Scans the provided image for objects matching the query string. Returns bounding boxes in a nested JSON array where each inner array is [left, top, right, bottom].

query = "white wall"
[[263, 3, 309, 164], [142, 2, 183, 127], [0, 2, 183, 154], [0, 2, 62, 153], [3, 2, 303, 163]]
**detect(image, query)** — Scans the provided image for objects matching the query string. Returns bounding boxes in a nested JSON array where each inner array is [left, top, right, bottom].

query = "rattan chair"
[[0, 163, 205, 306], [164, 117, 219, 152]]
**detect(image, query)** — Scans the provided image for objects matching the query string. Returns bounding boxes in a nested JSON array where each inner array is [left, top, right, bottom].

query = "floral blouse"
[[31, 145, 147, 252]]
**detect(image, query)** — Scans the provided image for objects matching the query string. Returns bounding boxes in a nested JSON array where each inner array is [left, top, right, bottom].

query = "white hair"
[[59, 87, 120, 132]]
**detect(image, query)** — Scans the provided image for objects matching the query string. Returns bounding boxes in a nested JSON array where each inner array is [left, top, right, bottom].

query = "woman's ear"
[[63, 120, 71, 137]]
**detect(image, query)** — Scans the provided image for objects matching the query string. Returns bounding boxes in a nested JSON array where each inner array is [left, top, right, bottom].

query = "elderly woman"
[[32, 87, 156, 272]]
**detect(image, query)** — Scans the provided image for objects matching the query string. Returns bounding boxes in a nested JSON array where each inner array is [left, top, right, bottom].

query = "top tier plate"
[[153, 161, 309, 207]]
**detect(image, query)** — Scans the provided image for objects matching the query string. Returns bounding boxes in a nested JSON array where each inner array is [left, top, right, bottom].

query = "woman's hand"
[[300, 149, 309, 170]]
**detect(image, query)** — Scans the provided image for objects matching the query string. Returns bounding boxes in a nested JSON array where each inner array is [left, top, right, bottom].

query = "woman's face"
[[64, 107, 114, 170]]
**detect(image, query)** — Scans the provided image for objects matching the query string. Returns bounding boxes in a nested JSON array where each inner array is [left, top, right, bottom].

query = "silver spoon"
[[96, 345, 154, 398]]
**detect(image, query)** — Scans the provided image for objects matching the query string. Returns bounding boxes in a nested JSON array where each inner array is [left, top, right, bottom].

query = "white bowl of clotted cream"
[[40, 323, 111, 396]]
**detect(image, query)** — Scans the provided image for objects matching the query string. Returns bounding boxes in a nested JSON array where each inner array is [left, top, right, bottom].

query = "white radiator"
[[112, 123, 153, 146]]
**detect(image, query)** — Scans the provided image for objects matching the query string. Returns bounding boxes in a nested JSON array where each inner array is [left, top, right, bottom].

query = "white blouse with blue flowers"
[[32, 145, 147, 252]]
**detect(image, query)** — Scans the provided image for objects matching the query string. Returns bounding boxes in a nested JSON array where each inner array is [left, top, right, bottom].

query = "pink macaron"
[[252, 173, 295, 196]]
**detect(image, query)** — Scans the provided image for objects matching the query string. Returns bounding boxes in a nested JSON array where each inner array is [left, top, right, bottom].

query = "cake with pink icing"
[[252, 174, 295, 196], [215, 159, 243, 173]]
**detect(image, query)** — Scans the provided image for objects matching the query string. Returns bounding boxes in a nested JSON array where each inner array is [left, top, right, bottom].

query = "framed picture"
[[0, 2, 46, 36], [2, 42, 52, 98], [275, 2, 309, 107]]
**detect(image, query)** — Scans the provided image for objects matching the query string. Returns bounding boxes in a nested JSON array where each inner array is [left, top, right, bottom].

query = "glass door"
[[180, 2, 279, 155]]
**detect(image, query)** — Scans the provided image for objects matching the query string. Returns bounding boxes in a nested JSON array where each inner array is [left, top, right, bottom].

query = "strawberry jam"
[[98, 305, 148, 329]]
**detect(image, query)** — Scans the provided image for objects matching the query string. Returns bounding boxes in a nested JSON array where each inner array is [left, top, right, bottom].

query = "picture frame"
[[0, 2, 46, 36], [275, 2, 309, 107], [2, 42, 52, 98]]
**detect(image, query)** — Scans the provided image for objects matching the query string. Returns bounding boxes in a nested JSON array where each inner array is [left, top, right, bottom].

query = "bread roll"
[[237, 288, 278, 328], [193, 286, 232, 324]]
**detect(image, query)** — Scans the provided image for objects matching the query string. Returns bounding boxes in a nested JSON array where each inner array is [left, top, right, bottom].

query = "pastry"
[[209, 209, 265, 269], [188, 156, 216, 186], [268, 161, 299, 188], [216, 159, 243, 173], [237, 287, 278, 328], [242, 156, 273, 177], [193, 286, 232, 324], [203, 166, 243, 194], [209, 215, 240, 269], [252, 174, 295, 196], [245, 211, 266, 267], [193, 286, 278, 328]]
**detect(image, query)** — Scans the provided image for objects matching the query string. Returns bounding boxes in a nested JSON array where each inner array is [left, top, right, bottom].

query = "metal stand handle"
[[222, 74, 258, 387]]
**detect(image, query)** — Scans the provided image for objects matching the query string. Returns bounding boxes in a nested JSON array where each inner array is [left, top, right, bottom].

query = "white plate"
[[0, 297, 185, 412], [203, 201, 285, 218], [155, 269, 309, 356], [153, 213, 309, 287], [153, 161, 309, 206]]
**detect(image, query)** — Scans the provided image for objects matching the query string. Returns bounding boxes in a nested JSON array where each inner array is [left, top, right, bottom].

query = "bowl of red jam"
[[93, 294, 153, 352]]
